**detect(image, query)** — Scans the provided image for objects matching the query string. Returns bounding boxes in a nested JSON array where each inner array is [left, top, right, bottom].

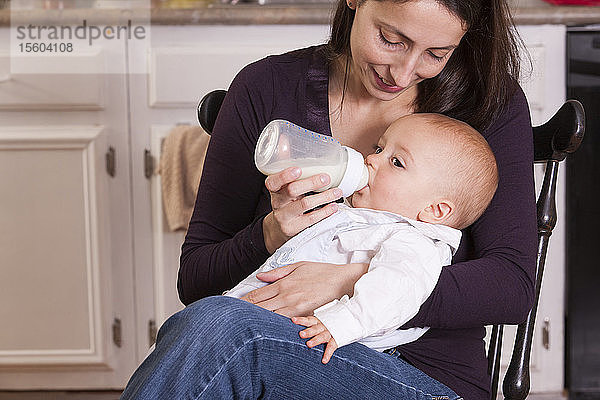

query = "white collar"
[[337, 204, 462, 254]]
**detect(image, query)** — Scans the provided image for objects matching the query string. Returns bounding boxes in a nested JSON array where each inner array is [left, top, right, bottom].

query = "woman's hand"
[[262, 167, 343, 254], [240, 261, 369, 317]]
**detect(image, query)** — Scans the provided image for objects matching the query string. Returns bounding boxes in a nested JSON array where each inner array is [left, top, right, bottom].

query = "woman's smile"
[[372, 67, 404, 93]]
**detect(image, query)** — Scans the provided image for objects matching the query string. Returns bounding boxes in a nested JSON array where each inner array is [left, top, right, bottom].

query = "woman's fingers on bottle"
[[265, 167, 302, 193], [268, 187, 342, 242], [287, 173, 331, 198], [271, 208, 303, 238], [295, 188, 343, 214], [269, 202, 336, 250], [300, 202, 339, 230]]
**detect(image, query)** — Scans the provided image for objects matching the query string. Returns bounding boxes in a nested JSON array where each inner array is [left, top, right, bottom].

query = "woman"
[[123, 0, 537, 398]]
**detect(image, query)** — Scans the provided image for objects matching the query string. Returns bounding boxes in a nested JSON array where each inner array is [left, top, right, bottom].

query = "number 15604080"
[[18, 42, 73, 53]]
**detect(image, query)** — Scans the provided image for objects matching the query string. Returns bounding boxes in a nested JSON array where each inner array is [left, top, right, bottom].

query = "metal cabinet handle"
[[542, 317, 550, 350]]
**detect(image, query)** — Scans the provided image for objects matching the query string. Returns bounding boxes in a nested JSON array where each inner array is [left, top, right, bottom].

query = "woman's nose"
[[391, 53, 420, 88]]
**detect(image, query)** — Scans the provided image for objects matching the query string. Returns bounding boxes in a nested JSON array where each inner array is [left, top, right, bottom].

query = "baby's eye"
[[392, 157, 404, 168], [374, 146, 383, 154]]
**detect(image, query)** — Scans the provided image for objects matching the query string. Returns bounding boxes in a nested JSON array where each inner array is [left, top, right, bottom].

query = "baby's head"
[[351, 113, 498, 230]]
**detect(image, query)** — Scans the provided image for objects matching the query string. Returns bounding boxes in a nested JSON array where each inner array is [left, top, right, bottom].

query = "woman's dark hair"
[[325, 0, 524, 132]]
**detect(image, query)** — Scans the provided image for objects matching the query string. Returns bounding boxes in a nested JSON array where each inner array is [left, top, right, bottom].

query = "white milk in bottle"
[[254, 120, 369, 198]]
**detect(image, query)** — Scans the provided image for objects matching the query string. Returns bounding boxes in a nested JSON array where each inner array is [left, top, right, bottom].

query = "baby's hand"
[[291, 316, 338, 364]]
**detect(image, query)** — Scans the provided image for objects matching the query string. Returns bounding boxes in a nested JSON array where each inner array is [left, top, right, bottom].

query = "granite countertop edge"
[[1, 5, 600, 27]]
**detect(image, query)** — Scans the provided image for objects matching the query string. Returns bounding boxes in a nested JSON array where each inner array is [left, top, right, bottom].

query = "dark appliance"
[[566, 25, 600, 400]]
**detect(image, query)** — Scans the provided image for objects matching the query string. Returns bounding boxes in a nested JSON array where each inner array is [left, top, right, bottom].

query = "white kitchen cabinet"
[[0, 21, 568, 393], [0, 28, 137, 389]]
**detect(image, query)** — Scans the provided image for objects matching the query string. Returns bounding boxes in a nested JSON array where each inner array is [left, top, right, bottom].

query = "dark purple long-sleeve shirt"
[[179, 46, 537, 399]]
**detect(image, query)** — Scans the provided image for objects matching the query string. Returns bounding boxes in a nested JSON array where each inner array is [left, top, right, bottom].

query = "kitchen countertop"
[[1, 2, 600, 26]]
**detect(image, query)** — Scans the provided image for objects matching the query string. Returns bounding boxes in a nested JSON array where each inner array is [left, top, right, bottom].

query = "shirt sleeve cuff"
[[248, 213, 271, 259], [314, 296, 365, 348]]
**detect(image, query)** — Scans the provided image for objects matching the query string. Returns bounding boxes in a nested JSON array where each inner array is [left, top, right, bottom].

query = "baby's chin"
[[349, 190, 368, 208]]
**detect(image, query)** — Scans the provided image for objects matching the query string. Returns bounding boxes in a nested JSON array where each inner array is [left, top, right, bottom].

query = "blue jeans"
[[121, 296, 461, 400]]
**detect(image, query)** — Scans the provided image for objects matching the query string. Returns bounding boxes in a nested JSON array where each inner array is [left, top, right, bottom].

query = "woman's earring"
[[348, 1, 354, 8]]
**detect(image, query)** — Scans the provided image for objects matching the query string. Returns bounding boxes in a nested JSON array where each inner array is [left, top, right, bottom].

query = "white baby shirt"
[[225, 204, 461, 352]]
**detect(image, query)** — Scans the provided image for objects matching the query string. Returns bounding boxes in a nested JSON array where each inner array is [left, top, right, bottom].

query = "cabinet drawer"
[[148, 45, 291, 108], [0, 51, 105, 110]]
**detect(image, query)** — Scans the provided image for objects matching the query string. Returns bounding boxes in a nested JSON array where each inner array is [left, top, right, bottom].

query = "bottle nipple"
[[338, 146, 370, 198], [357, 164, 369, 191]]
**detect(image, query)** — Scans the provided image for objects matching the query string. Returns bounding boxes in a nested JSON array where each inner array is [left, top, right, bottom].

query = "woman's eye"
[[378, 31, 403, 48], [392, 157, 404, 168], [428, 51, 446, 62], [374, 146, 383, 154]]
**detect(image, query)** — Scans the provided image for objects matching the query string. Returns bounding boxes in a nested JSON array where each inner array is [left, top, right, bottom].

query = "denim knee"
[[182, 295, 259, 328], [156, 295, 269, 346], [178, 295, 245, 325]]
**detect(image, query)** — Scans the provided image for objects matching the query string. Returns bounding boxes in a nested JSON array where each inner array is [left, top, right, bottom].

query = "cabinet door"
[[0, 27, 136, 389], [485, 24, 567, 395], [129, 25, 330, 360], [0, 125, 134, 389]]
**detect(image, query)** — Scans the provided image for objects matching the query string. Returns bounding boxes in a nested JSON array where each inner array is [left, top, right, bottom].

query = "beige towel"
[[158, 125, 210, 231]]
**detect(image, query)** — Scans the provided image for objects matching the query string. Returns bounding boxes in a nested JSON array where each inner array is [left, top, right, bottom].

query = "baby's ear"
[[417, 201, 454, 225]]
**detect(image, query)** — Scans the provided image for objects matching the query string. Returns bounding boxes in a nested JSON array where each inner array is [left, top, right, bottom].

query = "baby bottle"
[[254, 120, 369, 198]]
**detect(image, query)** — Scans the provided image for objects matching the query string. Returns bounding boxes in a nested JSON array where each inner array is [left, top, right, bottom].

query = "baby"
[[226, 113, 498, 363]]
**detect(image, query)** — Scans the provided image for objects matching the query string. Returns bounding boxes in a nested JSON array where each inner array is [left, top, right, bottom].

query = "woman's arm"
[[178, 61, 275, 305], [178, 52, 343, 305], [403, 85, 538, 329]]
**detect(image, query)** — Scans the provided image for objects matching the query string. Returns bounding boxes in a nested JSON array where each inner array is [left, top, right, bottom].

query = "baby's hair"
[[417, 113, 499, 230]]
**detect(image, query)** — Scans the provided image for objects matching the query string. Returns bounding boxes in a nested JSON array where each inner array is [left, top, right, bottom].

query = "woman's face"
[[349, 0, 466, 100]]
